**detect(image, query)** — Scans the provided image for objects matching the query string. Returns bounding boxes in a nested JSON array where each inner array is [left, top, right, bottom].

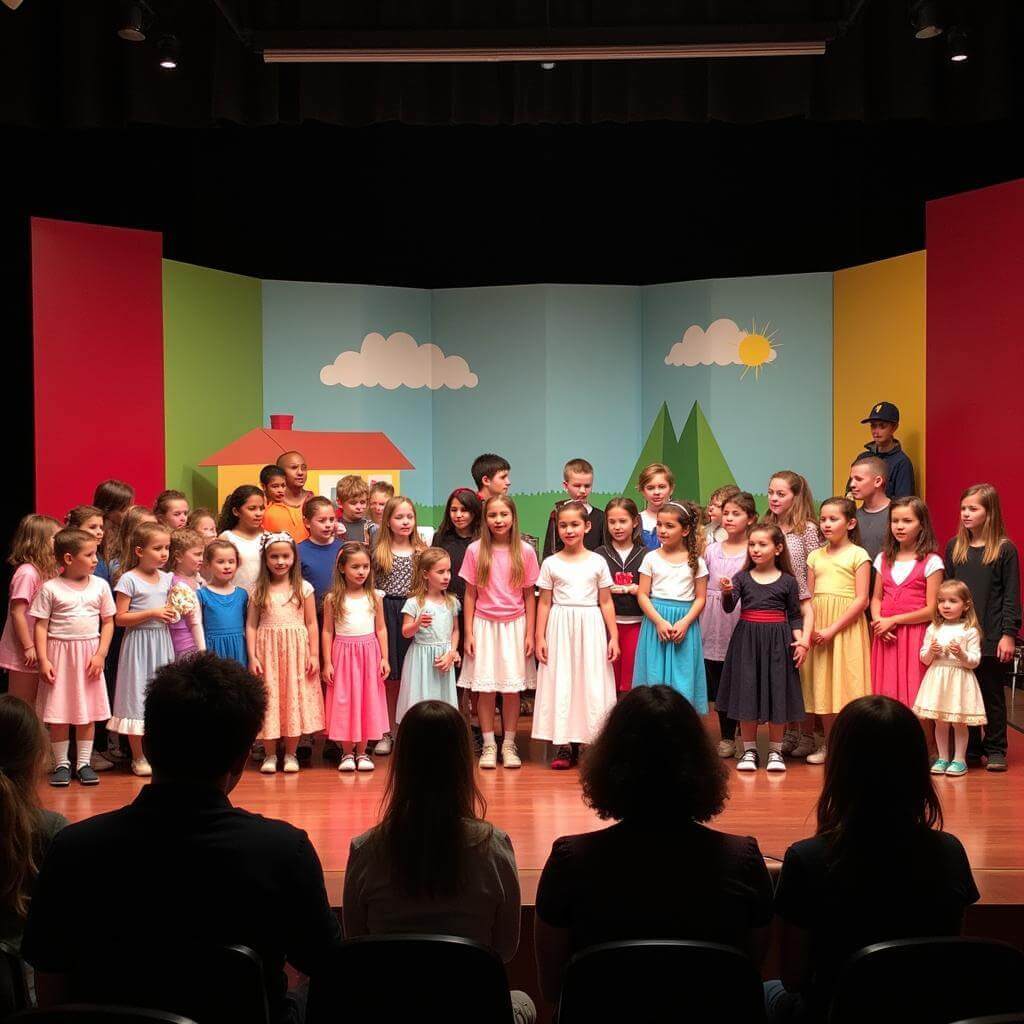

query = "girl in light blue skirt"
[[634, 501, 709, 712]]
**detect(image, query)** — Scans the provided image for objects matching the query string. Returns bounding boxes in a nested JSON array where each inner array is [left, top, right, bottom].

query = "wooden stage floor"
[[44, 728, 1024, 909]]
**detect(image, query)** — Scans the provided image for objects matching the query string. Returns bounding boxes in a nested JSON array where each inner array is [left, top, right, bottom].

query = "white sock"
[[743, 741, 757, 752], [52, 740, 70, 768], [769, 741, 783, 754], [483, 731, 496, 746], [502, 731, 516, 745], [76, 739, 94, 769]]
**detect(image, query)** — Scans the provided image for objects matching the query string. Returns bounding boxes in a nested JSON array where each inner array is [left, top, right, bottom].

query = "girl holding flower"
[[167, 529, 206, 658]]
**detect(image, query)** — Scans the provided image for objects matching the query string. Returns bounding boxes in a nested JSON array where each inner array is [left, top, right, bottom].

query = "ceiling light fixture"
[[910, 0, 943, 40], [117, 1, 150, 42], [947, 26, 968, 61], [157, 34, 180, 69]]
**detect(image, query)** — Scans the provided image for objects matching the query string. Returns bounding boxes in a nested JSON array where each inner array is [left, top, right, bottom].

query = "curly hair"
[[581, 685, 728, 823]]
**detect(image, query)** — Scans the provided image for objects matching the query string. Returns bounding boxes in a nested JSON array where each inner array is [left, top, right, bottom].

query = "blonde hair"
[[120, 522, 170, 577], [337, 474, 370, 503], [153, 489, 188, 522], [327, 541, 379, 631], [253, 535, 306, 611], [187, 508, 217, 532], [169, 528, 205, 572], [951, 483, 1009, 566], [563, 458, 594, 479], [933, 579, 980, 631], [765, 470, 817, 534], [638, 462, 675, 495], [6, 514, 60, 579], [111, 505, 158, 581], [408, 547, 457, 612], [369, 481, 396, 500], [477, 495, 528, 590], [372, 496, 426, 576]]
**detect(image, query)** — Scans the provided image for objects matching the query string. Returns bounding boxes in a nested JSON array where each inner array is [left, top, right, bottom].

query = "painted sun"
[[738, 320, 779, 380]]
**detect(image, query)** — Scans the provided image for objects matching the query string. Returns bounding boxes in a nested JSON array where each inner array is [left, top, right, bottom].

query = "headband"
[[663, 501, 693, 522], [260, 532, 294, 551]]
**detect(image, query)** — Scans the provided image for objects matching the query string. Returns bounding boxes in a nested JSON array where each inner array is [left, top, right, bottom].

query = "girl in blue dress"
[[197, 539, 248, 667]]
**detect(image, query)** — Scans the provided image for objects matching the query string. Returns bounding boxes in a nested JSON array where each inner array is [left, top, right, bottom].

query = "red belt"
[[741, 610, 787, 623]]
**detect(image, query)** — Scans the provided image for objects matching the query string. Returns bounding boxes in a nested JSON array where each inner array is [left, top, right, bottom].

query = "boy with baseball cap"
[[854, 401, 916, 498]]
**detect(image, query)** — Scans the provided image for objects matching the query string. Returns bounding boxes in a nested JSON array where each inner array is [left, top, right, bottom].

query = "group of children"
[[1, 405, 1019, 784]]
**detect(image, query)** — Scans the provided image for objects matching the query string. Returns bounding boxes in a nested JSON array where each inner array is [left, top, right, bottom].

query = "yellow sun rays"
[[738, 319, 780, 380]]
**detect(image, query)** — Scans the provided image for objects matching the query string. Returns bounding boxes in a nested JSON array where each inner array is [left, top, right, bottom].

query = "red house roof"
[[200, 429, 414, 470]]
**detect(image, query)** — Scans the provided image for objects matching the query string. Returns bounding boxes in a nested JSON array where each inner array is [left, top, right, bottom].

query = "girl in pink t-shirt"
[[0, 514, 61, 704], [458, 495, 539, 770]]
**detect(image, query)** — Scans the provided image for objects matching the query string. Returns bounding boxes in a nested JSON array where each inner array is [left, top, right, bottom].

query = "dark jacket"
[[543, 505, 605, 561], [854, 440, 916, 498], [944, 538, 1022, 656], [595, 542, 646, 619]]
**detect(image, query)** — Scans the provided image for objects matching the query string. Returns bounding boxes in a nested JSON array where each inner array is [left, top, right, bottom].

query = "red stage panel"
[[31, 218, 165, 515], [926, 179, 1024, 542]]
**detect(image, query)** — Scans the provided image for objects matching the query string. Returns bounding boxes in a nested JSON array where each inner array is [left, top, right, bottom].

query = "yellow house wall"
[[215, 465, 266, 511], [216, 466, 403, 509]]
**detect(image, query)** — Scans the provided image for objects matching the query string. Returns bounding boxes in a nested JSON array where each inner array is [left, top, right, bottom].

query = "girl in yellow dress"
[[804, 497, 872, 764]]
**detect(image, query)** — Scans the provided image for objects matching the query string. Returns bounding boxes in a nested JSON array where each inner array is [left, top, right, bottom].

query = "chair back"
[[0, 942, 30, 1019], [306, 934, 514, 1024], [830, 937, 1024, 1024], [7, 1006, 197, 1024], [556, 940, 766, 1023]]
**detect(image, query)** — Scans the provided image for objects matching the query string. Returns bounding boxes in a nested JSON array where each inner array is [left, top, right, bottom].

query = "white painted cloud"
[[664, 318, 777, 368], [320, 331, 479, 390]]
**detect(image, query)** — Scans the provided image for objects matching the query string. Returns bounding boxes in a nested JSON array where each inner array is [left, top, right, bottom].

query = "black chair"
[[65, 945, 267, 1024], [306, 934, 515, 1024], [8, 1008, 196, 1024], [949, 1017, 1024, 1024], [1, 942, 30, 1019], [555, 940, 767, 1024], [829, 937, 1024, 1024]]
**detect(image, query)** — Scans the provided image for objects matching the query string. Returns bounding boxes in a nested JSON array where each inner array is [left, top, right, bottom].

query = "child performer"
[[217, 484, 267, 594], [298, 497, 343, 619], [335, 475, 373, 544], [471, 453, 512, 501], [803, 497, 872, 764], [459, 495, 539, 770], [0, 514, 60, 704], [943, 483, 1020, 771], [367, 481, 395, 534], [246, 534, 323, 774], [870, 497, 943, 708], [111, 522, 176, 776], [717, 525, 807, 772], [31, 529, 115, 786], [634, 501, 708, 711], [914, 580, 987, 777], [198, 539, 248, 667], [637, 463, 674, 551], [167, 529, 206, 659], [542, 458, 605, 559], [398, 547, 461, 723], [702, 491, 757, 757], [434, 488, 482, 657], [92, 479, 134, 584], [703, 485, 741, 549], [533, 501, 618, 769], [595, 497, 646, 696], [322, 542, 389, 772], [371, 495, 427, 754], [65, 506, 105, 547], [153, 490, 189, 532]]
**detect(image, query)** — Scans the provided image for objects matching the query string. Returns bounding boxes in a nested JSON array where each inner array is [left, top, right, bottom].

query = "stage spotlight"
[[117, 2, 148, 42], [540, 61, 556, 70], [157, 34, 180, 69], [947, 26, 968, 61], [910, 0, 943, 40]]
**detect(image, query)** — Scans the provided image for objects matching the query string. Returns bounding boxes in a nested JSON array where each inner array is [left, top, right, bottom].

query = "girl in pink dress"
[[246, 533, 324, 774], [870, 497, 944, 708]]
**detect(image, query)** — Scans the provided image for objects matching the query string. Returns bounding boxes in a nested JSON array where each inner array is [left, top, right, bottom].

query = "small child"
[[153, 489, 190, 532], [335, 475, 373, 544], [246, 533, 324, 774], [367, 481, 395, 533], [870, 497, 943, 708], [803, 497, 872, 764], [471, 453, 511, 502], [851, 401, 916, 499], [914, 580, 987, 777], [187, 508, 218, 543], [217, 484, 267, 594], [260, 464, 309, 544], [434, 488, 482, 666], [533, 501, 618, 769], [595, 497, 646, 696], [637, 463, 674, 551], [0, 514, 61, 705], [298, 497, 344, 618], [197, 539, 248, 667], [322, 542, 389, 772], [849, 456, 892, 562], [703, 484, 741, 549], [717, 525, 807, 772], [31, 528, 115, 786], [65, 505, 105, 548], [398, 547, 461, 723], [111, 522, 176, 776], [542, 458, 605, 559], [634, 501, 708, 711], [167, 528, 206, 659], [701, 491, 757, 757]]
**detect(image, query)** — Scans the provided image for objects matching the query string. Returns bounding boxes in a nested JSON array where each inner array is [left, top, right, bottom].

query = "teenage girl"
[[459, 495, 540, 770], [533, 501, 619, 769], [217, 484, 267, 594], [633, 500, 709, 711], [398, 547, 461, 723], [914, 580, 987, 777], [372, 496, 427, 754], [246, 533, 324, 774], [32, 528, 115, 786], [154, 489, 190, 531], [717, 524, 807, 772], [943, 483, 1020, 771], [803, 497, 872, 764], [0, 515, 60, 705], [595, 497, 646, 696], [197, 539, 248, 667], [870, 497, 943, 709], [322, 542, 389, 773], [701, 491, 757, 757], [167, 528, 206, 659], [111, 522, 176, 776], [765, 470, 823, 759], [92, 479, 134, 584], [637, 463, 674, 550]]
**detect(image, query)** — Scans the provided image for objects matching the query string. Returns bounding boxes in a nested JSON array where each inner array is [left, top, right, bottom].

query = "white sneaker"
[[283, 754, 300, 773], [806, 744, 827, 765], [130, 757, 152, 777], [338, 754, 356, 773], [736, 749, 759, 771], [781, 729, 799, 755], [766, 751, 787, 772], [356, 754, 375, 772], [479, 743, 498, 769], [717, 739, 736, 758], [374, 733, 393, 756], [260, 756, 278, 775], [501, 741, 522, 769], [790, 733, 818, 758]]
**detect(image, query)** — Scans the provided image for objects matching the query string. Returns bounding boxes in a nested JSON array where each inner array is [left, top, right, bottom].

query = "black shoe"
[[297, 744, 313, 766], [966, 750, 984, 765], [985, 753, 1008, 772], [75, 765, 100, 786], [322, 740, 342, 764], [49, 765, 72, 787]]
